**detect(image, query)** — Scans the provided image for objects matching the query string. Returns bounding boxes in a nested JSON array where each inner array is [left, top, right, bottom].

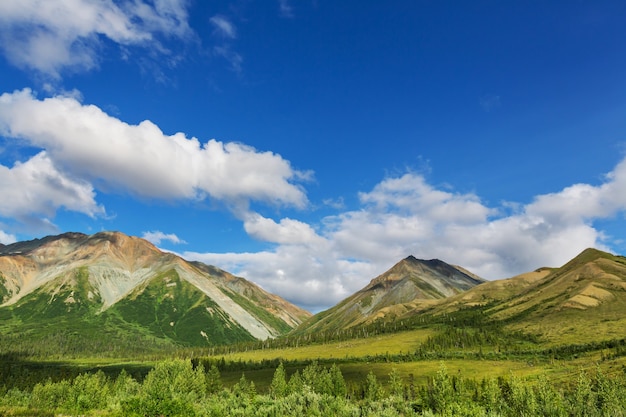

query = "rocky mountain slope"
[[0, 232, 310, 352], [293, 255, 484, 334]]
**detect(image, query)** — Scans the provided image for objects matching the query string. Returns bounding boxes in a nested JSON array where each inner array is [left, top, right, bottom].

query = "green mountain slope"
[[0, 232, 311, 356], [398, 248, 626, 345]]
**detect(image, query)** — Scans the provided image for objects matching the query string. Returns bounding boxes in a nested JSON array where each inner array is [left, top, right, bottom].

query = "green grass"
[[211, 328, 435, 362], [206, 346, 626, 393]]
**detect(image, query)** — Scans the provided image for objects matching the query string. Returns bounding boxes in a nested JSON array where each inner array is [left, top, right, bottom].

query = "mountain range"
[[2, 231, 626, 354], [293, 248, 626, 345]]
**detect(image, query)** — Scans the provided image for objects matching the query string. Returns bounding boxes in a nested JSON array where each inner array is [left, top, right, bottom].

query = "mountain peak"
[[401, 255, 450, 269], [370, 256, 482, 291], [576, 247, 613, 260], [557, 247, 617, 274], [294, 255, 483, 333]]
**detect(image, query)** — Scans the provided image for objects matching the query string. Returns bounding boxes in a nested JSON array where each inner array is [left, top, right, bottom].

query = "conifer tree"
[[388, 367, 404, 398], [364, 371, 383, 402], [233, 373, 256, 399], [286, 369, 303, 395], [429, 362, 454, 412], [269, 362, 288, 398], [329, 364, 347, 398], [205, 364, 223, 394]]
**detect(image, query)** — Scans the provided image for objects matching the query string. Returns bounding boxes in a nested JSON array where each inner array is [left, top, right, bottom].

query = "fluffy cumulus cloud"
[[142, 230, 186, 246], [0, 89, 308, 208], [184, 243, 350, 312], [185, 161, 626, 311], [0, 0, 192, 77], [242, 214, 326, 247], [0, 89, 308, 233], [0, 151, 103, 219], [0, 229, 17, 245]]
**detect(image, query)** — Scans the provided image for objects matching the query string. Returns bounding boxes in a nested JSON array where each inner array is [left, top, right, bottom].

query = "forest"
[[1, 358, 626, 416], [2, 301, 626, 416]]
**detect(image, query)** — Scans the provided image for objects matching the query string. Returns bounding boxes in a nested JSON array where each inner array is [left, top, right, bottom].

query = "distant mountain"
[[395, 248, 626, 344], [0, 232, 311, 354], [293, 255, 484, 334]]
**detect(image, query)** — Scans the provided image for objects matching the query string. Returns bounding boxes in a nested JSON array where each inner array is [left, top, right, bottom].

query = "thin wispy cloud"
[[208, 15, 242, 72], [278, 0, 294, 18], [209, 15, 237, 39], [213, 46, 243, 73], [0, 0, 193, 78]]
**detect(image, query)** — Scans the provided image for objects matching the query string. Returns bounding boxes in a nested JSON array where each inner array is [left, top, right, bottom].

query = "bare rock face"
[[0, 231, 311, 347]]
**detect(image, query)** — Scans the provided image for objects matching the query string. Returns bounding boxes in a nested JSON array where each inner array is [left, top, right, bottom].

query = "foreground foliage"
[[1, 359, 626, 416]]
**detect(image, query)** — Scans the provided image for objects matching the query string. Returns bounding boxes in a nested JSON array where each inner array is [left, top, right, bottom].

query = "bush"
[[121, 359, 206, 417], [29, 379, 71, 411]]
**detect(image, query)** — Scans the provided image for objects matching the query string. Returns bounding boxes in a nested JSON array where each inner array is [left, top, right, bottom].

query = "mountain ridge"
[[371, 247, 626, 345], [0, 231, 311, 351]]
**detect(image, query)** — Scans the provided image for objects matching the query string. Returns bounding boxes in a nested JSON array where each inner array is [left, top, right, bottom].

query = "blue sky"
[[1, 1, 626, 311]]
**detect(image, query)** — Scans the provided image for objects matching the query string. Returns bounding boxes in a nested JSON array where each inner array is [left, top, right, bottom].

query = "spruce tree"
[[269, 362, 288, 399]]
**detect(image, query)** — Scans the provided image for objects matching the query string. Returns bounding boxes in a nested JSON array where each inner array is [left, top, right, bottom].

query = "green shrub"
[[121, 359, 206, 417], [29, 379, 71, 411]]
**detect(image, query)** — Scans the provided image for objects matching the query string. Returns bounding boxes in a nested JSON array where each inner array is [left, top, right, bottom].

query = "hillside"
[[0, 232, 311, 355], [394, 248, 626, 344], [293, 255, 484, 334]]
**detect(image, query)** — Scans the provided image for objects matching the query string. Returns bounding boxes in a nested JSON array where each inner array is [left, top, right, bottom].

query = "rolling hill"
[[0, 231, 311, 355], [384, 248, 626, 344]]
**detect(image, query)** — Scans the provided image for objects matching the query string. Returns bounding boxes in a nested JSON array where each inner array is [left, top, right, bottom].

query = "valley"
[[1, 232, 626, 416]]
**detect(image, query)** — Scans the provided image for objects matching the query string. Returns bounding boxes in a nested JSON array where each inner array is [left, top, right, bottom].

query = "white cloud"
[[0, 151, 103, 219], [209, 15, 237, 39], [184, 159, 626, 311], [0, 0, 192, 78], [142, 230, 186, 246], [243, 213, 326, 246], [0, 89, 309, 210], [207, 14, 243, 73], [213, 46, 243, 73], [184, 246, 352, 312], [0, 229, 17, 245]]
